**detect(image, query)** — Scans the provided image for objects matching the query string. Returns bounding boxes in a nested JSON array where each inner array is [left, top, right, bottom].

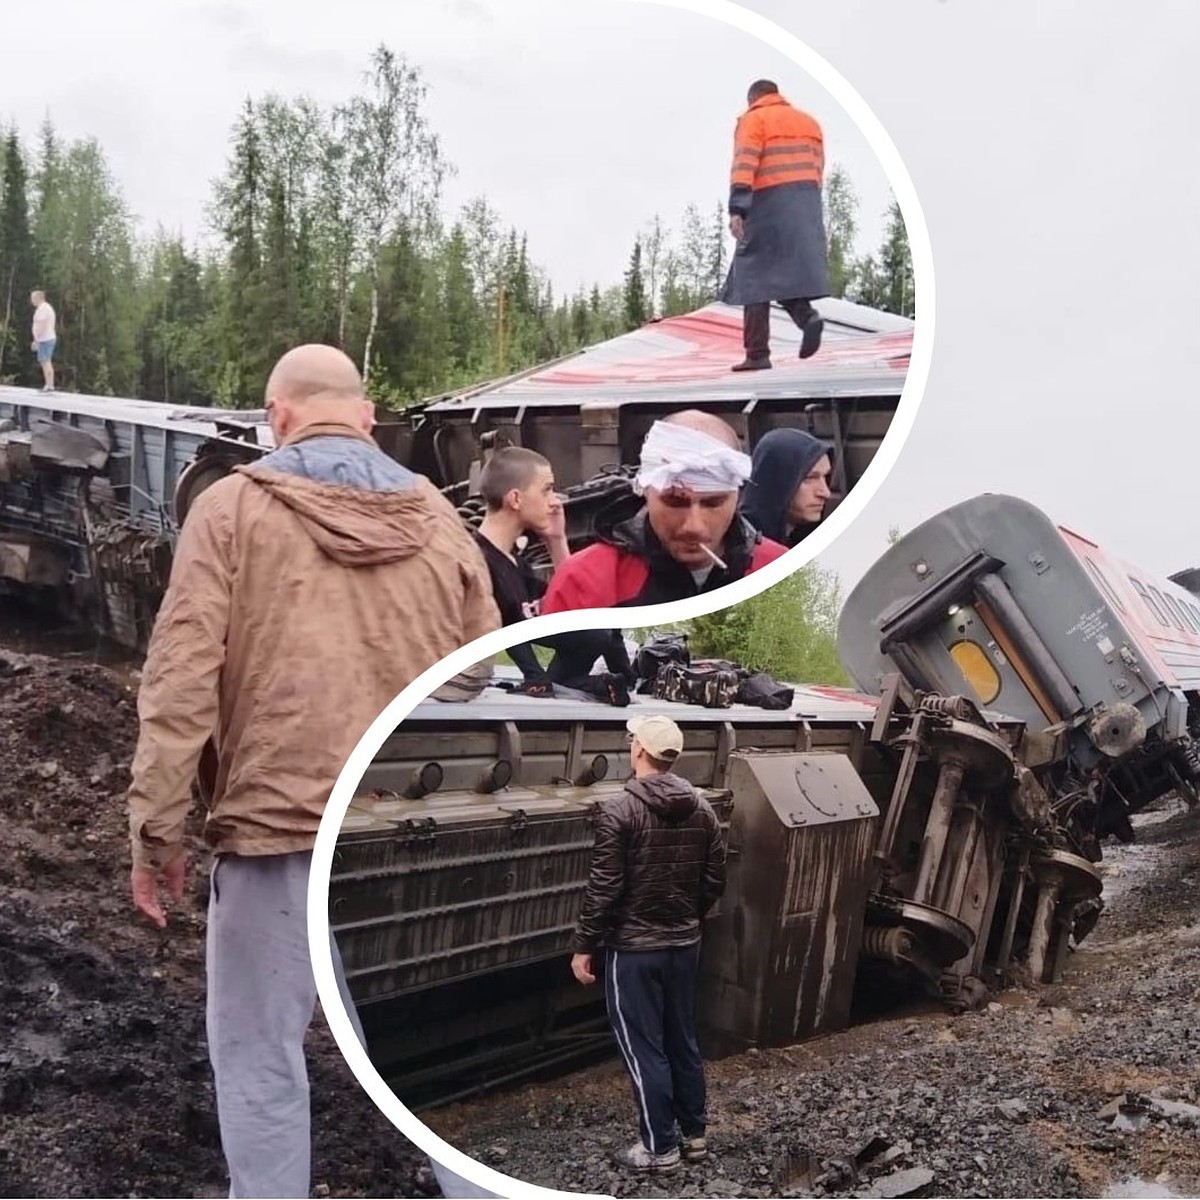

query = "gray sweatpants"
[[206, 851, 498, 1200]]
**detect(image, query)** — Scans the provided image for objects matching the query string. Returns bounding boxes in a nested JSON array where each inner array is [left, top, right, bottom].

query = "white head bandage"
[[634, 420, 752, 496]]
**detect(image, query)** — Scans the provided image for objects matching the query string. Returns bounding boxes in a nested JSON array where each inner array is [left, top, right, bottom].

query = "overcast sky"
[[4, 0, 1199, 602], [1, 0, 891, 298], [776, 0, 1200, 598]]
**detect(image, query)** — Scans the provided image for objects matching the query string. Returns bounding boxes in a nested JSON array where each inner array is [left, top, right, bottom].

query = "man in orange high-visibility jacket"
[[721, 80, 828, 372]]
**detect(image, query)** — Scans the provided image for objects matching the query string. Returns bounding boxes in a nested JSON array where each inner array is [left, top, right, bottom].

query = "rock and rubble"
[[3, 625, 1199, 1199], [428, 800, 1200, 1199], [0, 643, 431, 1198]]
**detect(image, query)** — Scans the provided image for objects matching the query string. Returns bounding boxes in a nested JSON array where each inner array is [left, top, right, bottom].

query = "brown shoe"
[[731, 356, 771, 372]]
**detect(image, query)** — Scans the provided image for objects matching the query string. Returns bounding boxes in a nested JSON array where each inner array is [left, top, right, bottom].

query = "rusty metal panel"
[[699, 751, 879, 1052], [730, 752, 880, 828], [333, 783, 734, 1007]]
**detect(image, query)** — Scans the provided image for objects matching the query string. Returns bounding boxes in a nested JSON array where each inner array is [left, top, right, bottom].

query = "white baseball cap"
[[626, 714, 684, 761]]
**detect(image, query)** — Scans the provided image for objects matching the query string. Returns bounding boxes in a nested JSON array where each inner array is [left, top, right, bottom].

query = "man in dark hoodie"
[[127, 344, 500, 1200], [570, 714, 727, 1175], [541, 410, 787, 611], [742, 427, 834, 548]]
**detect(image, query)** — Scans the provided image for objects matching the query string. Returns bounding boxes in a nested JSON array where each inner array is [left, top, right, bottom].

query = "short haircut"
[[480, 446, 551, 511], [748, 79, 779, 102], [645, 749, 676, 773]]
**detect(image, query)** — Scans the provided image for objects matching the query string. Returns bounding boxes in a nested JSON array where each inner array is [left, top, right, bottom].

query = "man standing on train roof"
[[742, 428, 834, 548], [570, 714, 727, 1175], [539, 410, 788, 611], [472, 444, 634, 705], [721, 80, 829, 372], [30, 289, 56, 392], [126, 343, 500, 1200]]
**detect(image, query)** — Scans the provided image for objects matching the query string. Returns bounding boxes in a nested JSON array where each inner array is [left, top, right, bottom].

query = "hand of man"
[[571, 952, 596, 985], [30, 340, 37, 351], [131, 855, 188, 928], [535, 494, 567, 544], [535, 494, 570, 567], [729, 214, 745, 241]]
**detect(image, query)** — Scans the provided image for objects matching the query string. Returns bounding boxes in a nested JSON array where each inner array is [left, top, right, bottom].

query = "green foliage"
[[631, 563, 849, 687], [622, 237, 647, 330], [0, 51, 900, 405], [823, 165, 857, 300], [0, 129, 37, 384], [843, 195, 915, 318]]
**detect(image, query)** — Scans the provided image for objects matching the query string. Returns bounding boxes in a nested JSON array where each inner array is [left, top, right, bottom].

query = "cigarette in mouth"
[[700, 544, 728, 570]]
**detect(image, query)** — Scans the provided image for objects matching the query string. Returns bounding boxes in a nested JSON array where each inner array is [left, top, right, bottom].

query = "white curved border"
[[308, 2, 935, 1197]]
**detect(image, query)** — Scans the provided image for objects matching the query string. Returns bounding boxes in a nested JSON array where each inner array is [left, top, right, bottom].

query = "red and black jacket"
[[541, 508, 787, 613]]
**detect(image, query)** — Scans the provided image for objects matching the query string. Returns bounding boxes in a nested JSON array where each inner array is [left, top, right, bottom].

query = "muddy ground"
[[2, 622, 1198, 1199], [0, 636, 434, 1199]]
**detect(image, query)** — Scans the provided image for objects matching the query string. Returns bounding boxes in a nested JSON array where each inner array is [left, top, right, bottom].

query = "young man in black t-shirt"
[[474, 447, 632, 704]]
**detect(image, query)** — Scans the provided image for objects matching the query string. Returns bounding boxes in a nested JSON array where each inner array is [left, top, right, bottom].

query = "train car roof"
[[0, 384, 274, 445], [420, 299, 913, 412], [405, 678, 879, 725]]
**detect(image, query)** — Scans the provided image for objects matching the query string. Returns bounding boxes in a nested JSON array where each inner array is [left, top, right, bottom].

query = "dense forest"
[[0, 45, 915, 411]]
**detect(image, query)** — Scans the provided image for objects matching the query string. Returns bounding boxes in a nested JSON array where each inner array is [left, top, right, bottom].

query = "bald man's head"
[[266, 344, 364, 404], [663, 409, 742, 451], [264, 344, 374, 443]]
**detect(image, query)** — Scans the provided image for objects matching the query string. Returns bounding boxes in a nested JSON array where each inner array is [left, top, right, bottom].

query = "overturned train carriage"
[[330, 687, 897, 1103], [0, 300, 908, 645], [377, 299, 911, 558], [331, 493, 1200, 1105], [837, 492, 1200, 1000], [0, 387, 269, 646]]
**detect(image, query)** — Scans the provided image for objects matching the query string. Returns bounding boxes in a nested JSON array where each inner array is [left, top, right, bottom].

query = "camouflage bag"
[[653, 659, 741, 709], [633, 632, 690, 694]]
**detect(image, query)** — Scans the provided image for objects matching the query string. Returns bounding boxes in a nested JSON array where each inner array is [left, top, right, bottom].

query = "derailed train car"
[[378, 299, 911, 560], [836, 493, 1200, 1006], [330, 493, 1199, 1106], [0, 386, 270, 646], [0, 299, 909, 645]]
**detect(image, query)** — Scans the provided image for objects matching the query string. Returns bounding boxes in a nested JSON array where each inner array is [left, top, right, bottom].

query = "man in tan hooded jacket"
[[128, 344, 500, 1199]]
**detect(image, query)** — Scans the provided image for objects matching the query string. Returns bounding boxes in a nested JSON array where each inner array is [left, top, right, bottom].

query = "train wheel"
[[174, 454, 239, 526]]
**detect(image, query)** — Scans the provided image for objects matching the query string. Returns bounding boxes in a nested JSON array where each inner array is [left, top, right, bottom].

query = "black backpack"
[[737, 671, 795, 711], [633, 633, 690, 694]]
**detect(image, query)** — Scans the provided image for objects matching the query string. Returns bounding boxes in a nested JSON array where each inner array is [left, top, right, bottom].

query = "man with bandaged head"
[[541, 410, 787, 611]]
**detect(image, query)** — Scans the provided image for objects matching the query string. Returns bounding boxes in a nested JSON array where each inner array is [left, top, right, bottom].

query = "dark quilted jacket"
[[571, 772, 727, 953]]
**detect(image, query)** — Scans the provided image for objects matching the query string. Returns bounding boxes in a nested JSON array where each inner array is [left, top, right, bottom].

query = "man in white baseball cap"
[[569, 713, 727, 1175]]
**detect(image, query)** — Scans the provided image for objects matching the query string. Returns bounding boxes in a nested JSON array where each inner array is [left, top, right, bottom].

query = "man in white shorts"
[[30, 290, 56, 392]]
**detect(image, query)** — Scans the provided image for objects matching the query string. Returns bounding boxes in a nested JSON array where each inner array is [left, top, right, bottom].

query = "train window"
[[1151, 586, 1189, 633], [948, 640, 1001, 704], [1128, 576, 1171, 627], [1082, 556, 1126, 614], [1162, 591, 1200, 635]]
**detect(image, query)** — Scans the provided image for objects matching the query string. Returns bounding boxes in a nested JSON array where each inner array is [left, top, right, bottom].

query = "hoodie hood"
[[741, 428, 833, 545], [626, 772, 700, 822], [237, 427, 436, 567]]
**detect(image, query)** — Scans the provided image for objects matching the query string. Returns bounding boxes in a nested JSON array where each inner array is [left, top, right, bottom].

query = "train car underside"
[[330, 657, 1176, 1108]]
